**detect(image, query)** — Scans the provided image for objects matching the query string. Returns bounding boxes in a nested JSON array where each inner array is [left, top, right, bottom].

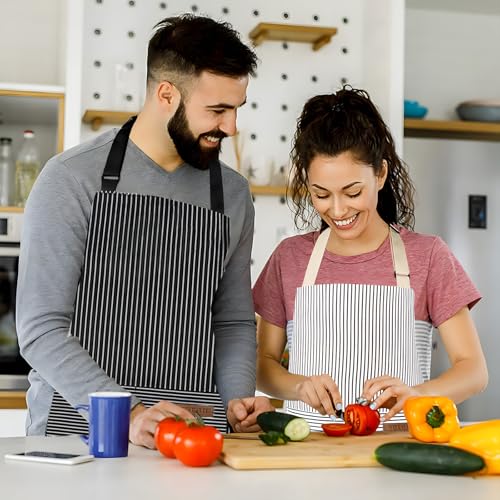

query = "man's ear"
[[377, 159, 389, 191], [156, 81, 181, 111]]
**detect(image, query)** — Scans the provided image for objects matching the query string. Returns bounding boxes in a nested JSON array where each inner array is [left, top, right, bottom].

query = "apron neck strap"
[[389, 225, 410, 288], [101, 117, 225, 214], [302, 228, 330, 287], [209, 159, 224, 214], [101, 116, 137, 191], [302, 225, 410, 288]]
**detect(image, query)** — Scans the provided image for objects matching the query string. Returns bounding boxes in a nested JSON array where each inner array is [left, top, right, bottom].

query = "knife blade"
[[223, 433, 310, 442]]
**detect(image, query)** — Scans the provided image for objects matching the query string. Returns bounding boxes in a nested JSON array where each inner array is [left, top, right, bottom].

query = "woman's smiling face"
[[308, 151, 388, 241]]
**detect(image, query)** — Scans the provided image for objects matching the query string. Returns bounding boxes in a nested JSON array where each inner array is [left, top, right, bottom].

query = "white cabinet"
[[0, 410, 27, 437]]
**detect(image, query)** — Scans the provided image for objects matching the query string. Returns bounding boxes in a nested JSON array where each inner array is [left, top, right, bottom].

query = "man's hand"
[[129, 401, 194, 449], [227, 396, 275, 432]]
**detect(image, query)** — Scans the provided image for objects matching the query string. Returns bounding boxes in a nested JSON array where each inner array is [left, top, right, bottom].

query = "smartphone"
[[4, 451, 94, 465]]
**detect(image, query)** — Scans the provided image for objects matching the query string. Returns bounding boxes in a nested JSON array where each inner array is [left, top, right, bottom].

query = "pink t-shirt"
[[253, 227, 481, 328]]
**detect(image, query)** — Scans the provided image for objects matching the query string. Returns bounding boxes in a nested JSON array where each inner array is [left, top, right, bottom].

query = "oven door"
[[0, 245, 30, 390]]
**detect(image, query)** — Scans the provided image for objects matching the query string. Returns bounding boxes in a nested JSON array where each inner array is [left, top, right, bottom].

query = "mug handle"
[[75, 404, 89, 445]]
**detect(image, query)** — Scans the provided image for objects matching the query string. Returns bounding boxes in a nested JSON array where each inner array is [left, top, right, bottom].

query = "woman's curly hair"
[[288, 87, 415, 231]]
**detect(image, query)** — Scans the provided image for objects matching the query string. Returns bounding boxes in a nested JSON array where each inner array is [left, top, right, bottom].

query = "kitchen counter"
[[0, 436, 498, 499]]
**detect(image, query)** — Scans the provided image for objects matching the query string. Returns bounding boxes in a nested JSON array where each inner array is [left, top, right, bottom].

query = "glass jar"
[[15, 130, 41, 207], [0, 137, 15, 206]]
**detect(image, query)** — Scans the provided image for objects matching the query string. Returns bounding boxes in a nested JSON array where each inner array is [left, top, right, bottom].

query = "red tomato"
[[321, 423, 353, 437], [155, 417, 188, 458], [344, 404, 380, 436], [173, 424, 224, 467]]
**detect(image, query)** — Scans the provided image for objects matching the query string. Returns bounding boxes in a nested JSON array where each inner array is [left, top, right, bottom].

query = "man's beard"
[[167, 100, 226, 170]]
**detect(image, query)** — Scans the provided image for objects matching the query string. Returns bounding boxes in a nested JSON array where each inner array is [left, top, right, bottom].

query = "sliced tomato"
[[321, 423, 353, 437], [344, 404, 380, 436]]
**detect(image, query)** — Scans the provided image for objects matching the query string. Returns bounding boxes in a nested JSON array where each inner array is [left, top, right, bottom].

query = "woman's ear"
[[377, 159, 389, 190]]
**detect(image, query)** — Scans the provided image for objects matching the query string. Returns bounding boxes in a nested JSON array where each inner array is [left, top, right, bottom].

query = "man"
[[17, 14, 273, 448]]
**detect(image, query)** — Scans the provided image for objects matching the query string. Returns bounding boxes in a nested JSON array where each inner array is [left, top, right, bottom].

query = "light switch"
[[469, 195, 487, 229]]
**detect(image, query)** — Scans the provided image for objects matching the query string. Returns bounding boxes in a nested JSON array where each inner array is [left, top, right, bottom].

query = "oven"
[[0, 211, 30, 390]]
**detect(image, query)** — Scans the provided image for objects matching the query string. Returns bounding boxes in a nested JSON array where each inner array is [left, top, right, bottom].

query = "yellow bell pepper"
[[403, 396, 460, 443], [449, 420, 500, 474]]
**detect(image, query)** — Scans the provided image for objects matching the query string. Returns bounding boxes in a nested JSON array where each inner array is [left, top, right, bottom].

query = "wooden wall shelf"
[[0, 207, 23, 213], [404, 118, 500, 142], [249, 23, 337, 51], [250, 185, 287, 196], [0, 391, 27, 409], [82, 109, 136, 131]]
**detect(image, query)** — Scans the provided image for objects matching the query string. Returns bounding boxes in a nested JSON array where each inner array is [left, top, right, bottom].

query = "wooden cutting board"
[[220, 431, 415, 470]]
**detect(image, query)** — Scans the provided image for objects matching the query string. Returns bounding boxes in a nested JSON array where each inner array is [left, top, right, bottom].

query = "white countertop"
[[0, 436, 498, 499]]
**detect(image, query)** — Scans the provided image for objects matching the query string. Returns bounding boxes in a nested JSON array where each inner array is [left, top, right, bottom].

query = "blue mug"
[[76, 391, 131, 458]]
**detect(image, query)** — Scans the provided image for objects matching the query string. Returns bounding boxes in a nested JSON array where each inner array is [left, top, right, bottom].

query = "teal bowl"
[[404, 100, 428, 119]]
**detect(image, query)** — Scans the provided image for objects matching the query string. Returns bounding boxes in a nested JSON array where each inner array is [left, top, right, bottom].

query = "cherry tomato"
[[155, 417, 188, 458], [344, 404, 380, 436], [173, 424, 224, 467], [321, 423, 353, 437]]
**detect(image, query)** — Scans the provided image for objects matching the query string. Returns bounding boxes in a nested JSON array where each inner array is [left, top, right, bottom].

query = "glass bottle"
[[15, 130, 41, 207], [0, 137, 15, 206]]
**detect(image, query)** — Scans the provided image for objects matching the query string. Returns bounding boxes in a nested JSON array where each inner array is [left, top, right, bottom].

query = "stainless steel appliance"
[[0, 211, 30, 390]]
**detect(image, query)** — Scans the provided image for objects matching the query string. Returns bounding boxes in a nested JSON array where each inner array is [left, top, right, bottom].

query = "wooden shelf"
[[250, 184, 287, 196], [82, 109, 136, 131], [249, 23, 337, 51], [404, 118, 500, 142], [0, 391, 27, 409], [0, 206, 23, 213]]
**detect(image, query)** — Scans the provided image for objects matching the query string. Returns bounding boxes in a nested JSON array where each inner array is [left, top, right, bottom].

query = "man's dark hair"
[[147, 14, 258, 91]]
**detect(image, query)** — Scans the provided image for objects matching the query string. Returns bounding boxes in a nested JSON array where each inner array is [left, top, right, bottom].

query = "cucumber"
[[375, 442, 485, 475], [259, 430, 290, 446], [257, 411, 310, 441]]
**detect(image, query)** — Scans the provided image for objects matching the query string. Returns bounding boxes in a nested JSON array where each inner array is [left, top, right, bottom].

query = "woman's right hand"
[[294, 374, 342, 415]]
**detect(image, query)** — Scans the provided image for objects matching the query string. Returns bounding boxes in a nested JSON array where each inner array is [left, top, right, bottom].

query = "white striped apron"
[[285, 226, 432, 431], [46, 117, 230, 434]]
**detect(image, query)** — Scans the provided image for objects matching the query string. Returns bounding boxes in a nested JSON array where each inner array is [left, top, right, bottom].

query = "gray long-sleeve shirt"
[[16, 129, 256, 435]]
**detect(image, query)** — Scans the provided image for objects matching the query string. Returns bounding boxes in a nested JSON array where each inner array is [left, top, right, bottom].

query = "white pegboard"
[[80, 0, 366, 280]]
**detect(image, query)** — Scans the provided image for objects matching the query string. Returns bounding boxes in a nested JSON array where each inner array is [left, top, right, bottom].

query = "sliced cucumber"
[[257, 411, 310, 441], [375, 442, 485, 475]]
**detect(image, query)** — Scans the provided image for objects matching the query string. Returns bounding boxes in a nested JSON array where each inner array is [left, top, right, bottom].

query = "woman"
[[253, 87, 488, 431]]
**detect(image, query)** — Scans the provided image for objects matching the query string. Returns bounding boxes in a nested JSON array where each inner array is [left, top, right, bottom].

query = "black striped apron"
[[46, 117, 230, 435], [285, 226, 432, 431]]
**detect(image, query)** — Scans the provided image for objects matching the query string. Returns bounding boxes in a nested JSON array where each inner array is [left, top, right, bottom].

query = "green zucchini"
[[257, 411, 310, 441], [375, 442, 485, 475]]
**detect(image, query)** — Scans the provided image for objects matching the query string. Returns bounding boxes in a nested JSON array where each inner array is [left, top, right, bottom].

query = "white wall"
[[0, 0, 65, 85], [361, 0, 405, 154], [405, 9, 500, 119], [405, 7, 500, 420]]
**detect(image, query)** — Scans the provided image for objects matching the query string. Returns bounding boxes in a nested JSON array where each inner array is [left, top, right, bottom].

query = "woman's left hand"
[[361, 376, 422, 421]]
